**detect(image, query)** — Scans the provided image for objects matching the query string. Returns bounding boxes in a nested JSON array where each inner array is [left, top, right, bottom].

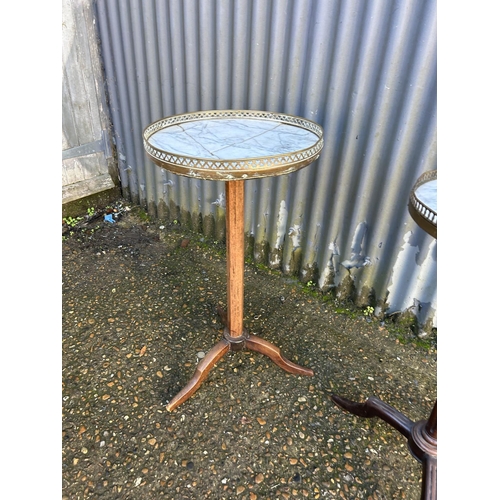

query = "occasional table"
[[330, 170, 437, 500], [143, 110, 323, 412]]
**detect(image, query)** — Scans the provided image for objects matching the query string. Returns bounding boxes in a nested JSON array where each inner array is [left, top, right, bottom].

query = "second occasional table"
[[143, 109, 324, 412], [330, 170, 437, 500]]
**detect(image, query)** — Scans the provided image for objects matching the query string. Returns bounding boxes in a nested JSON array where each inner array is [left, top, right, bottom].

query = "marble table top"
[[415, 179, 437, 212], [143, 110, 323, 180]]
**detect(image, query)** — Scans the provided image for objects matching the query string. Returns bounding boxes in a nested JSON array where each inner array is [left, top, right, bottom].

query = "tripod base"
[[166, 328, 313, 412], [330, 394, 437, 500]]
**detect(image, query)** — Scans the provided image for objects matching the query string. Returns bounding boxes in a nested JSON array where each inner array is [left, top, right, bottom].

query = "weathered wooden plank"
[[62, 173, 116, 204], [62, 0, 97, 146], [62, 153, 114, 203], [62, 64, 78, 150], [71, 0, 103, 137], [62, 0, 117, 204], [64, 153, 109, 181]]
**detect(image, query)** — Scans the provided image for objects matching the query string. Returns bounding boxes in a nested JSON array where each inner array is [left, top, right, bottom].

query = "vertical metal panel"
[[94, 0, 437, 330]]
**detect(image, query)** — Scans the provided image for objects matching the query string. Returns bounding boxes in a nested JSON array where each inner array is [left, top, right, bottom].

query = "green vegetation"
[[363, 306, 375, 316], [137, 208, 150, 222], [63, 216, 83, 228]]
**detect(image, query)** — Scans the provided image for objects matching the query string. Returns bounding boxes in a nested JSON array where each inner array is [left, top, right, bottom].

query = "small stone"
[[250, 493, 258, 500], [289, 458, 298, 465], [257, 417, 266, 425], [197, 351, 206, 359], [255, 473, 264, 484], [148, 438, 157, 446], [102, 394, 110, 400], [345, 464, 354, 472], [81, 447, 88, 454], [298, 396, 307, 402], [236, 485, 245, 495]]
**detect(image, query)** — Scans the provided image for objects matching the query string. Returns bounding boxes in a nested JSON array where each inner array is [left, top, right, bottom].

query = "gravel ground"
[[62, 201, 437, 500]]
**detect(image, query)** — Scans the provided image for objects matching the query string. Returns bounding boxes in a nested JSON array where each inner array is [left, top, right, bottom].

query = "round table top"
[[143, 110, 323, 180], [408, 170, 437, 239]]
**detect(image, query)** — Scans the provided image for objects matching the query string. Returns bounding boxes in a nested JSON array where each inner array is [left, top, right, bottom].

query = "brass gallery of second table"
[[143, 110, 324, 412]]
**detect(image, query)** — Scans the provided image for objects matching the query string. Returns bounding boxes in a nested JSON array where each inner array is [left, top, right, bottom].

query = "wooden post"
[[225, 181, 245, 337]]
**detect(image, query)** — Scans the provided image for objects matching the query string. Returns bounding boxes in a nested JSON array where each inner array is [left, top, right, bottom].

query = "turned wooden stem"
[[166, 179, 313, 412], [225, 181, 245, 337], [425, 401, 437, 439]]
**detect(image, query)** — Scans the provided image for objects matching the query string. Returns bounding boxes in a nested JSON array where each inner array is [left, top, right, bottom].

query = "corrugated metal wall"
[[94, 0, 437, 330]]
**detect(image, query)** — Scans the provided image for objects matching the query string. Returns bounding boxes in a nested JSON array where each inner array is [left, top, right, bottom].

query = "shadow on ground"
[[62, 201, 437, 500]]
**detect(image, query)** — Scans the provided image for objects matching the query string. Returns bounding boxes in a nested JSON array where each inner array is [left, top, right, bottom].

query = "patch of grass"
[[384, 315, 437, 351], [299, 279, 324, 300], [391, 330, 435, 350], [137, 208, 150, 222], [333, 305, 358, 319], [194, 235, 225, 257], [251, 262, 282, 277]]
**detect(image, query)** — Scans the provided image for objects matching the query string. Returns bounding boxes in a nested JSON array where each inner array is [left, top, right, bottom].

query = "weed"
[[63, 216, 83, 228], [363, 306, 375, 316]]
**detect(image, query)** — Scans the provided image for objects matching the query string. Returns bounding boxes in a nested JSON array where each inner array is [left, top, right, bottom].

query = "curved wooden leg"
[[246, 334, 314, 376], [166, 339, 230, 412], [330, 393, 437, 500], [330, 393, 413, 438]]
